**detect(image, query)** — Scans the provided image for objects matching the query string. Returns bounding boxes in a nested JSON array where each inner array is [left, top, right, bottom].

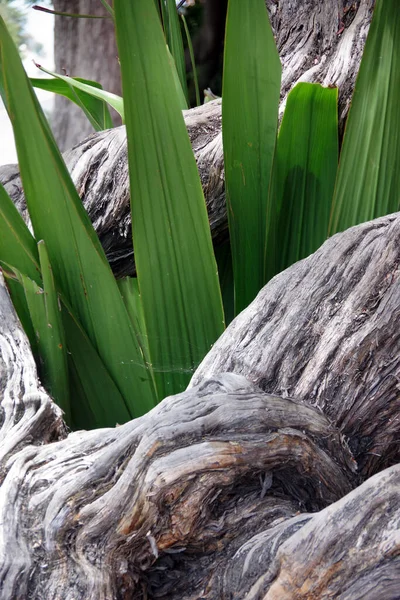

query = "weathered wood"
[[1, 211, 400, 598], [0, 276, 65, 476], [0, 0, 374, 278], [268, 0, 375, 131], [192, 213, 400, 479], [0, 101, 225, 278]]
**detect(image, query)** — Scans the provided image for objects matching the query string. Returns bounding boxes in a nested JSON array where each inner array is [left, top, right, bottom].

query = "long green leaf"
[[267, 83, 338, 278], [181, 13, 200, 107], [34, 64, 124, 121], [0, 183, 40, 283], [114, 0, 225, 399], [61, 305, 132, 429], [214, 241, 234, 326], [99, 0, 114, 19], [11, 243, 71, 423], [31, 76, 114, 131], [222, 0, 281, 314], [165, 0, 188, 103], [167, 47, 188, 110], [2, 272, 37, 355], [0, 14, 157, 418], [32, 6, 111, 19], [37, 241, 70, 422], [0, 182, 40, 351], [0, 181, 136, 428], [118, 276, 150, 363], [329, 0, 400, 233]]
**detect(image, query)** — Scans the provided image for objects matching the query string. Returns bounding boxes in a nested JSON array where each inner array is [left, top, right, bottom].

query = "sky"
[[0, 1, 54, 165]]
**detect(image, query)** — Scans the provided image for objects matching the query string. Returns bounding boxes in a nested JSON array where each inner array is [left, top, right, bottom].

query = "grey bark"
[[52, 0, 122, 151], [0, 101, 226, 278], [1, 212, 400, 598], [192, 213, 400, 479]]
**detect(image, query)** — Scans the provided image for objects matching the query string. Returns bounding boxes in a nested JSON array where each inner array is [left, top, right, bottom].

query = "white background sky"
[[0, 1, 54, 165]]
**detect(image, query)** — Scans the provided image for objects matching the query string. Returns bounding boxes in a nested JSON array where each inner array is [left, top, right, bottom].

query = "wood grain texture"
[[0, 210, 399, 597], [192, 213, 400, 479]]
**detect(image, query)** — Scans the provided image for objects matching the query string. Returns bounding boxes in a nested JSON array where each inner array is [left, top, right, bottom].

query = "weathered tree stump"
[[0, 212, 400, 599]]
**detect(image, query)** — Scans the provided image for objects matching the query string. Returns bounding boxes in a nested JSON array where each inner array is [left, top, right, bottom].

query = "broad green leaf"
[[34, 64, 124, 122], [0, 14, 157, 418], [165, 0, 188, 103], [61, 305, 132, 429], [329, 0, 400, 234], [267, 83, 338, 278], [31, 76, 114, 131], [222, 0, 281, 314], [114, 0, 225, 399]]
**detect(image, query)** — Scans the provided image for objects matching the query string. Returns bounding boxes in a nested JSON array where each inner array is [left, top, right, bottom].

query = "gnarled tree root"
[[1, 212, 400, 599]]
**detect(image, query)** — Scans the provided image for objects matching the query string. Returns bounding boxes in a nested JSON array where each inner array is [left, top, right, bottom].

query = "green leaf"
[[0, 183, 40, 283], [7, 260, 71, 424], [329, 0, 400, 234], [61, 304, 132, 429], [30, 76, 114, 131], [34, 64, 124, 122], [99, 0, 114, 19], [165, 0, 188, 103], [0, 182, 41, 351], [267, 83, 338, 278], [32, 5, 112, 19], [118, 276, 151, 366], [214, 241, 235, 326], [114, 0, 225, 399], [0, 14, 157, 418], [167, 47, 188, 110], [222, 0, 281, 314], [23, 242, 71, 423], [181, 13, 200, 107], [2, 272, 38, 355]]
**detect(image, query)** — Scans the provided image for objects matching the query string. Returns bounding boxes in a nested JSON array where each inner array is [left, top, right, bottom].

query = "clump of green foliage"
[[0, 0, 398, 430]]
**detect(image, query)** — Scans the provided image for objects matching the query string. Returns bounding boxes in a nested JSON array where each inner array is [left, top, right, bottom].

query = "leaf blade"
[[329, 0, 400, 233], [30, 76, 114, 130], [0, 14, 157, 418], [222, 0, 281, 314], [114, 0, 225, 399], [267, 83, 338, 277]]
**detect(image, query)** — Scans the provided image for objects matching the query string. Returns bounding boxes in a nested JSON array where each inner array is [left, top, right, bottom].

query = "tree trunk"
[[52, 0, 122, 151], [0, 211, 399, 599]]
